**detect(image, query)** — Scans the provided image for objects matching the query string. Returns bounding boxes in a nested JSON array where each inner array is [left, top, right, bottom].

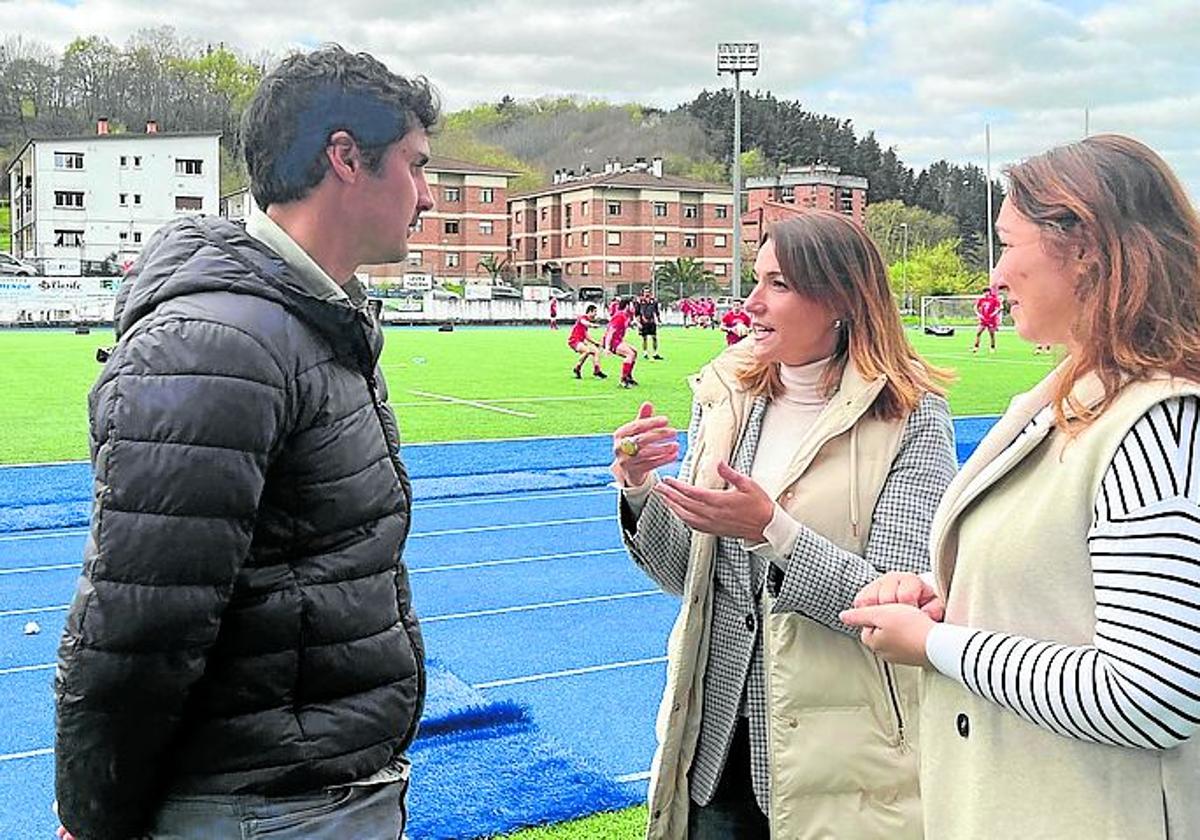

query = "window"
[[839, 188, 854, 214], [480, 188, 494, 203], [683, 233, 697, 248], [54, 191, 84, 209], [53, 152, 84, 170], [407, 251, 422, 267], [175, 196, 203, 211], [581, 232, 589, 246], [444, 186, 461, 202], [607, 201, 621, 216], [540, 207, 548, 220], [607, 231, 621, 246], [581, 262, 589, 275], [54, 229, 84, 247], [133, 156, 142, 168], [133, 194, 142, 206], [714, 234, 727, 247], [444, 220, 460, 234], [715, 206, 728, 219], [411, 218, 423, 232], [713, 264, 727, 275], [581, 201, 589, 215], [175, 158, 203, 176], [781, 186, 795, 200], [133, 232, 142, 243], [515, 211, 523, 223], [446, 252, 460, 268], [565, 264, 573, 276], [653, 202, 668, 217], [565, 233, 573, 246], [607, 261, 621, 276], [541, 236, 549, 247], [119, 155, 128, 168], [479, 220, 494, 235], [683, 204, 698, 219], [654, 232, 667, 246], [119, 231, 128, 241], [119, 193, 128, 207]]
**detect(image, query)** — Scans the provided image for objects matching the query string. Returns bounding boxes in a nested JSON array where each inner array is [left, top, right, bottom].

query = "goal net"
[[919, 294, 1013, 333]]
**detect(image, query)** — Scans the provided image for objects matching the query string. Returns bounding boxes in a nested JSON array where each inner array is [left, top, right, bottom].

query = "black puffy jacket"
[[54, 217, 424, 840]]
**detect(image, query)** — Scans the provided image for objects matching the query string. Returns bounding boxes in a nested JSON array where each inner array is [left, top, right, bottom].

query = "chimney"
[[96, 117, 109, 135], [612, 156, 621, 172], [145, 120, 158, 134], [652, 156, 663, 178]]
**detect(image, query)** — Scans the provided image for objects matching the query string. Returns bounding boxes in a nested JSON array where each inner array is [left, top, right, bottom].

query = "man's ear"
[[326, 131, 360, 184]]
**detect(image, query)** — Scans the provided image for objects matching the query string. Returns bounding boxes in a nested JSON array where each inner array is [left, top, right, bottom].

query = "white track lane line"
[[0, 514, 610, 544], [472, 655, 667, 690], [0, 748, 53, 763], [0, 562, 80, 576], [614, 770, 652, 783], [421, 589, 660, 624]]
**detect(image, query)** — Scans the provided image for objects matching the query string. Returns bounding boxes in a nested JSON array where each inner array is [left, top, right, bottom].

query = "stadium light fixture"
[[717, 42, 760, 299]]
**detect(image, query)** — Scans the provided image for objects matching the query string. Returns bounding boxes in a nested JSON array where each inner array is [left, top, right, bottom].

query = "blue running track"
[[0, 418, 997, 839]]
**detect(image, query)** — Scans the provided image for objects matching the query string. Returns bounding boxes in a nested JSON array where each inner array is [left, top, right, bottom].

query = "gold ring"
[[618, 436, 639, 457]]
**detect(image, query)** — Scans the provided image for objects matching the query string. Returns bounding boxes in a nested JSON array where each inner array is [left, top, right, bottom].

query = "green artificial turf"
[[0, 326, 1056, 464], [496, 806, 649, 840]]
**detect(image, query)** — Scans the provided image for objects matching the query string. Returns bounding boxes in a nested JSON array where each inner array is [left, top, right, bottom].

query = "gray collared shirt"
[[245, 202, 364, 305]]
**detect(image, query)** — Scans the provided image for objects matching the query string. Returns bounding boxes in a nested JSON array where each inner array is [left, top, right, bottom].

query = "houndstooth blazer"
[[621, 389, 956, 814]]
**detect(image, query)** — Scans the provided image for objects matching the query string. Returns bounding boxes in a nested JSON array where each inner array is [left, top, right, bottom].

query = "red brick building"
[[745, 163, 868, 227], [508, 157, 734, 294], [365, 155, 519, 282]]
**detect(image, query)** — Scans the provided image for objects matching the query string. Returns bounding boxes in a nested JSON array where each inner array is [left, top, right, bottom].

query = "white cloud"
[[2, 0, 1196, 197]]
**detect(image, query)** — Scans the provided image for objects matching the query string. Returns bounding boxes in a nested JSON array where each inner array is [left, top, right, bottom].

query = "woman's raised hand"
[[611, 402, 680, 488]]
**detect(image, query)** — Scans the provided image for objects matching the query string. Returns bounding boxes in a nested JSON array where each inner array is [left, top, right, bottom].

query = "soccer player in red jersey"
[[567, 304, 607, 379], [604, 298, 639, 387], [973, 286, 1003, 353], [720, 299, 752, 346], [549, 296, 558, 329]]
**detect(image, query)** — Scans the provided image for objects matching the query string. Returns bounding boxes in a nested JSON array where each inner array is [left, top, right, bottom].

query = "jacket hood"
[[115, 216, 379, 371]]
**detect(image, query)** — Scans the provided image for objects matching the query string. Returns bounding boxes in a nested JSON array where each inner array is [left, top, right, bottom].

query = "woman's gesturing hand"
[[611, 402, 680, 488], [653, 460, 774, 542]]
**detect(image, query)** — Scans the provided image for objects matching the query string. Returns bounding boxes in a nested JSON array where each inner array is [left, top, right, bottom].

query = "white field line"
[[412, 487, 610, 511], [0, 514, 608, 544], [0, 604, 69, 618], [932, 352, 1058, 368], [615, 770, 653, 783], [413, 548, 624, 575], [391, 395, 613, 408], [472, 655, 667, 690], [421, 589, 660, 624], [408, 390, 536, 418]]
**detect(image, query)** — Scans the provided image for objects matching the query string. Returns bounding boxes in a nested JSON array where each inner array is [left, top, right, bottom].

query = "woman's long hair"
[[1005, 134, 1200, 428], [737, 209, 950, 421]]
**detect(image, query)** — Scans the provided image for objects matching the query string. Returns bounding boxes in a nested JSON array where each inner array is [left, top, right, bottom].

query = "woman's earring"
[[832, 319, 843, 330]]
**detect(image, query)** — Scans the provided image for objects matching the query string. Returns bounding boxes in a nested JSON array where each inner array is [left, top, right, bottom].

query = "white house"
[[6, 119, 220, 266], [219, 188, 254, 222]]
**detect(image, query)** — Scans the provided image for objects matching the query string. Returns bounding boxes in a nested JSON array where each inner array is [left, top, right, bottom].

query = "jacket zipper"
[[882, 662, 906, 747]]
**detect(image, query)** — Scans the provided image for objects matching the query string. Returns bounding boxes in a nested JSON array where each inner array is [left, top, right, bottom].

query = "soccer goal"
[[919, 295, 1013, 335]]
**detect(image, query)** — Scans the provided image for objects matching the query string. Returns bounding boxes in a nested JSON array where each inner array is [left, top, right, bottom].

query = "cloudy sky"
[[7, 0, 1199, 197]]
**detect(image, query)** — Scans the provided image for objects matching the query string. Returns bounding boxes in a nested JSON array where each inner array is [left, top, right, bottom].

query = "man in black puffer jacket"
[[54, 46, 438, 840]]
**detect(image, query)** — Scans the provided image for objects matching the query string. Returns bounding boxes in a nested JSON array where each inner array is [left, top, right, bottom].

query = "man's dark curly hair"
[[242, 44, 440, 209]]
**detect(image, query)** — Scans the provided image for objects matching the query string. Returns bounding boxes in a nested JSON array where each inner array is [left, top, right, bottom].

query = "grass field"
[[0, 325, 1054, 465]]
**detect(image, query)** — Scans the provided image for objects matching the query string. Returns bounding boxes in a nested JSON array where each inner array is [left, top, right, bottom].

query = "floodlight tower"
[[717, 42, 759, 299]]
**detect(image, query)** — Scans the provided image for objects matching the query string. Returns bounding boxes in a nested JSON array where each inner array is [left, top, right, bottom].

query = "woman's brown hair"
[[737, 209, 950, 420], [1005, 134, 1200, 428]]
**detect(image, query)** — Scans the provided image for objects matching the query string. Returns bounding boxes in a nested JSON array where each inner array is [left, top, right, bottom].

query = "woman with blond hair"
[[611, 209, 956, 838], [844, 135, 1200, 839]]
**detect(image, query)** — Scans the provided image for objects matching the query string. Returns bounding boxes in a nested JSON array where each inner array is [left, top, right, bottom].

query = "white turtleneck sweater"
[[624, 356, 832, 563]]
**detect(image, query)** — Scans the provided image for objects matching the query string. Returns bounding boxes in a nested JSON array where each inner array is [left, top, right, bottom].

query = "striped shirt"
[[927, 396, 1200, 750]]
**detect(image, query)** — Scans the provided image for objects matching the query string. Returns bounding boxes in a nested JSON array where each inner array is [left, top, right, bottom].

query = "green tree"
[[654, 257, 717, 298], [888, 238, 989, 306], [866, 200, 959, 264]]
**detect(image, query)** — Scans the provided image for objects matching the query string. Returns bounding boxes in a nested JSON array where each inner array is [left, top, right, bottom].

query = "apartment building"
[[6, 119, 220, 265], [508, 157, 734, 293], [369, 155, 519, 282], [745, 163, 868, 227]]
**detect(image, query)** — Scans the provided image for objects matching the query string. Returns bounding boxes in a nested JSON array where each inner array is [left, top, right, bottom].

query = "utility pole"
[[717, 42, 759, 299], [900, 222, 909, 312], [986, 123, 995, 271]]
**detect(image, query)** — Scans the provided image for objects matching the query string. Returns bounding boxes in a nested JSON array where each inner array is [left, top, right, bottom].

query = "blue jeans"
[[147, 780, 407, 839]]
